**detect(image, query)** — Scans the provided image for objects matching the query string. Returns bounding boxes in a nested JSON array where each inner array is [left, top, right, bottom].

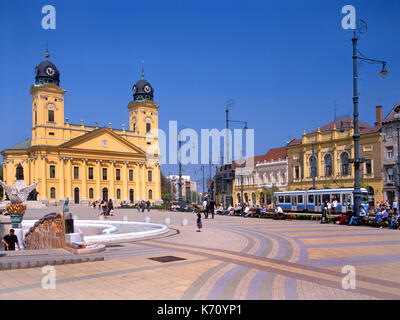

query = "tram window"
[[285, 196, 291, 203], [332, 194, 340, 202], [308, 195, 314, 203], [298, 195, 303, 203], [322, 194, 330, 203], [342, 194, 346, 205], [362, 193, 368, 202], [278, 196, 284, 203]]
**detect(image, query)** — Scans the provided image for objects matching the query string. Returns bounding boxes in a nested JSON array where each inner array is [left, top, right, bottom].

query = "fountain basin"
[[22, 220, 169, 244]]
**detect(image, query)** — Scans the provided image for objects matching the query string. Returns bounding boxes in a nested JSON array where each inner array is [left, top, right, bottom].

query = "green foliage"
[[162, 193, 173, 202]]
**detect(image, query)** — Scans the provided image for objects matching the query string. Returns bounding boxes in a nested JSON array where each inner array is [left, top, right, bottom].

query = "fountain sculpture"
[[0, 164, 37, 228]]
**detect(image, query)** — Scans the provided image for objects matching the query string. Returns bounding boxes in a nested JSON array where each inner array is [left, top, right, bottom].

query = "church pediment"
[[59, 127, 145, 155]]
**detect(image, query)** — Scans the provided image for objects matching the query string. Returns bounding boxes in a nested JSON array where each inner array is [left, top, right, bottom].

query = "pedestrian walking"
[[101, 198, 108, 216], [209, 199, 216, 219], [196, 213, 202, 232], [146, 200, 151, 212], [203, 199, 208, 219], [107, 199, 114, 216]]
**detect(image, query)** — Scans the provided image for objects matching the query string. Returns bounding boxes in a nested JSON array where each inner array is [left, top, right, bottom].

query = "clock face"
[[102, 140, 108, 147], [46, 66, 55, 76], [143, 85, 151, 93]]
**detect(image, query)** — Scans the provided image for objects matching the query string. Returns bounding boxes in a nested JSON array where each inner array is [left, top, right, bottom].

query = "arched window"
[[309, 155, 318, 178], [50, 187, 56, 199], [148, 189, 153, 200], [324, 154, 333, 177], [116, 189, 121, 199], [89, 188, 94, 199], [340, 152, 350, 176]]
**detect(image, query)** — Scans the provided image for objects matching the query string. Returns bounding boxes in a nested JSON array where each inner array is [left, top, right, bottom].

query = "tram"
[[273, 188, 369, 213]]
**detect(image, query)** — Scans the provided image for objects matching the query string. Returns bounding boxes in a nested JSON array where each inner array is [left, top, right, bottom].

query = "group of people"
[[92, 198, 115, 217], [136, 200, 151, 213], [202, 199, 216, 219]]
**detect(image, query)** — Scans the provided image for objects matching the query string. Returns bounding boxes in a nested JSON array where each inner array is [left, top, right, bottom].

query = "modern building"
[[1, 52, 162, 205], [233, 147, 288, 207], [381, 102, 400, 204], [286, 106, 383, 205]]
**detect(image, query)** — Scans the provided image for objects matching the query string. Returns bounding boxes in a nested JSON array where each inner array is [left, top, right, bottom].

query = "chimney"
[[375, 105, 383, 126]]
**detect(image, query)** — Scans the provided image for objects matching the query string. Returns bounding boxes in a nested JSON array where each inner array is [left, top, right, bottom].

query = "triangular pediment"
[[59, 127, 145, 155]]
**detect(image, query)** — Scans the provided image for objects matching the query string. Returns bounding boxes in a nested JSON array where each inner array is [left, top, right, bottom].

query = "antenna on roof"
[[334, 99, 339, 121], [141, 60, 145, 79]]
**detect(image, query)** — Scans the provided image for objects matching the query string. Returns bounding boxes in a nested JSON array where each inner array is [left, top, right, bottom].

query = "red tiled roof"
[[235, 146, 287, 167], [309, 118, 370, 134], [287, 138, 302, 147], [287, 118, 381, 148]]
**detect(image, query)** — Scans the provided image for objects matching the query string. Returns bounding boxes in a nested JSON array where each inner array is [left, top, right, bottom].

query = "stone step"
[[0, 255, 104, 270]]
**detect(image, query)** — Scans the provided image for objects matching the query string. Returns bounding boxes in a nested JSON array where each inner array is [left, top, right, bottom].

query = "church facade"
[[1, 53, 162, 205]]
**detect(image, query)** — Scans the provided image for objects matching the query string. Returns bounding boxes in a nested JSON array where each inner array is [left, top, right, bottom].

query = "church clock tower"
[[30, 51, 65, 147]]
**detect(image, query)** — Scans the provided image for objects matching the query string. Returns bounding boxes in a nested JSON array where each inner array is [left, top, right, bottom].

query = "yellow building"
[[1, 53, 162, 205], [287, 107, 384, 205]]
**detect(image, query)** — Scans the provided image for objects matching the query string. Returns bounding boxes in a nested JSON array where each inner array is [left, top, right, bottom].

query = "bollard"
[[123, 216, 128, 222], [99, 215, 105, 221], [164, 217, 171, 225], [145, 216, 151, 223], [181, 218, 188, 226]]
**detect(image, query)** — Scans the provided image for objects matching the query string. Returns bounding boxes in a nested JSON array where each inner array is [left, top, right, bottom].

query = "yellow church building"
[[1, 52, 162, 205]]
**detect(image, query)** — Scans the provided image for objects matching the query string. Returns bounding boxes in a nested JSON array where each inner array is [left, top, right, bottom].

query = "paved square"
[[1, 206, 400, 299]]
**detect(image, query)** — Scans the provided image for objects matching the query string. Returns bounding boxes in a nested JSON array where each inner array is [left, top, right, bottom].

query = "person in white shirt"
[[332, 199, 338, 214], [202, 199, 209, 219]]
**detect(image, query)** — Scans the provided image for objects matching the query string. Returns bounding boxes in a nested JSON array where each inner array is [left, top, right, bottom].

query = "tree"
[[161, 193, 173, 207]]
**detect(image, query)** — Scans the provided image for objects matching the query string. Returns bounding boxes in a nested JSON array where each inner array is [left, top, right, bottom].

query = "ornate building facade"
[[287, 106, 383, 205], [1, 53, 162, 205], [233, 147, 288, 207], [381, 102, 400, 204]]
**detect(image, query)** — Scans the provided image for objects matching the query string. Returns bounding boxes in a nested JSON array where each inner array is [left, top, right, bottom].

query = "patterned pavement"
[[1, 207, 400, 300]]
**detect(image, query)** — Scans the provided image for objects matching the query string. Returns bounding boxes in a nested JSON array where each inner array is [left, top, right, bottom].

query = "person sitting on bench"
[[336, 206, 352, 225], [349, 205, 367, 225]]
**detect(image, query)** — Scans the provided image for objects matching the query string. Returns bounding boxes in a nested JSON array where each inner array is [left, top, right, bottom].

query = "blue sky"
[[0, 0, 399, 189]]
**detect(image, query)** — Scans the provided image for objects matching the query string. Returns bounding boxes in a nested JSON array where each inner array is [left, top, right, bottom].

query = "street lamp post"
[[348, 21, 389, 215], [225, 100, 248, 209], [178, 136, 184, 209]]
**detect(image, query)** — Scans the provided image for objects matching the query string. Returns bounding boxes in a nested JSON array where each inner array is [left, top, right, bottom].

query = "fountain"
[[0, 164, 37, 249]]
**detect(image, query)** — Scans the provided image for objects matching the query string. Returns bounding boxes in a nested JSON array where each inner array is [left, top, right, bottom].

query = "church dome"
[[132, 79, 154, 102], [35, 52, 60, 86]]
